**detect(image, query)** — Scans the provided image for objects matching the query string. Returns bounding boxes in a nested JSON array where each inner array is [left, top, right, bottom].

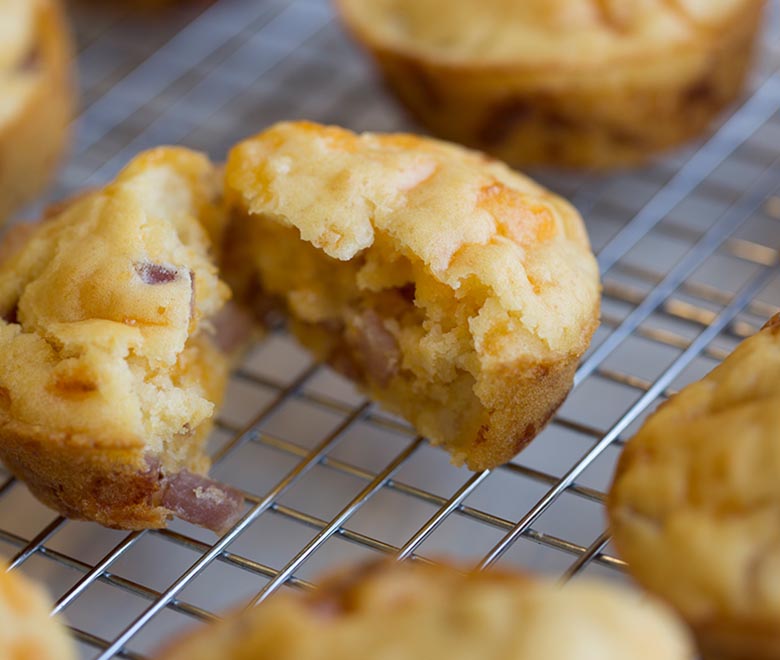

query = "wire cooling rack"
[[1, 1, 779, 657]]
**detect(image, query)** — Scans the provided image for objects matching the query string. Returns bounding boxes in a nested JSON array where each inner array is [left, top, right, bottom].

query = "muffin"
[[0, 147, 245, 532], [335, 0, 766, 169], [0, 0, 74, 221], [157, 559, 694, 660], [0, 563, 75, 660], [224, 121, 600, 470], [609, 314, 780, 660]]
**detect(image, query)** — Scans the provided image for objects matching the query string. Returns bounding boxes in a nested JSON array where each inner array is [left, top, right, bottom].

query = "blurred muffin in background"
[[158, 560, 694, 660], [0, 0, 75, 222], [335, 0, 766, 169]]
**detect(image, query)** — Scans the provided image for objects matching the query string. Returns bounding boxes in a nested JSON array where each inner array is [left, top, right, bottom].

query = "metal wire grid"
[[0, 0, 779, 657]]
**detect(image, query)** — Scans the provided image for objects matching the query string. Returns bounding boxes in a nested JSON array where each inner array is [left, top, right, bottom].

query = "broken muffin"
[[225, 121, 600, 471], [0, 147, 243, 532]]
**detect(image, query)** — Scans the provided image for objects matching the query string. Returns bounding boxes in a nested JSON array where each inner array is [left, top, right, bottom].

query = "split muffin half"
[[0, 148, 244, 531], [225, 121, 600, 470]]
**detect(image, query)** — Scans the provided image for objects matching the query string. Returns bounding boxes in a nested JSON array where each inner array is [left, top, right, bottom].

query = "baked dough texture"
[[0, 0, 74, 221], [157, 560, 694, 660], [225, 121, 600, 471], [336, 0, 765, 168], [609, 314, 780, 660], [0, 563, 75, 660], [0, 147, 244, 532]]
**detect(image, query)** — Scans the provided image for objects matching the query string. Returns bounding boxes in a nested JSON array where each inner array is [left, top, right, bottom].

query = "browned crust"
[[0, 416, 172, 529], [335, 1, 765, 169], [0, 338, 239, 528], [464, 346, 587, 471], [0, 331, 231, 530], [0, 0, 75, 221], [289, 307, 598, 472], [469, 294, 599, 471], [0, 410, 236, 530]]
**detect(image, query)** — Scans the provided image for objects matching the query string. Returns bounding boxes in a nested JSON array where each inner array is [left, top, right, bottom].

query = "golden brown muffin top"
[[609, 315, 780, 625], [159, 561, 694, 660], [0, 564, 75, 660], [337, 0, 760, 67], [0, 147, 228, 453], [226, 121, 599, 364]]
